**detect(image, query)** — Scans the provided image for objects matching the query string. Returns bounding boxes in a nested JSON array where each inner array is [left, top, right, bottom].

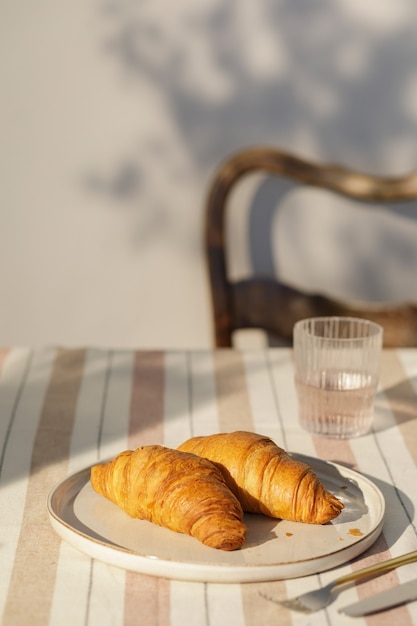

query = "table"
[[1, 346, 417, 626]]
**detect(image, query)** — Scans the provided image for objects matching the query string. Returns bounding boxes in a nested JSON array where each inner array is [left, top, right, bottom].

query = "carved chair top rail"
[[204, 147, 417, 347]]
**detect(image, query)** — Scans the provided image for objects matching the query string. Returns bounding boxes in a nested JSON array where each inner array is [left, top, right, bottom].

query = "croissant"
[[90, 445, 246, 550], [178, 431, 344, 524]]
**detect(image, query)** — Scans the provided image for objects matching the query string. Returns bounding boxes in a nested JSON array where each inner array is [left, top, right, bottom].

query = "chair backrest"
[[205, 147, 417, 347]]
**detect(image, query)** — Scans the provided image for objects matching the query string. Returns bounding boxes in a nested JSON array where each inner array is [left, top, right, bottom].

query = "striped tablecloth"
[[1, 347, 417, 626]]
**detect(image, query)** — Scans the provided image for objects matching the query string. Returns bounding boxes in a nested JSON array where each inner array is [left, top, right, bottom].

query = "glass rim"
[[293, 316, 384, 342]]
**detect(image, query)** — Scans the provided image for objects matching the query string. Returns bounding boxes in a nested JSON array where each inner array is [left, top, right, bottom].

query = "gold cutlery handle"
[[335, 550, 417, 587]]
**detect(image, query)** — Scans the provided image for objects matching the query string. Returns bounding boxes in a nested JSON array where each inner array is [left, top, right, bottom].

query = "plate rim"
[[47, 454, 385, 583]]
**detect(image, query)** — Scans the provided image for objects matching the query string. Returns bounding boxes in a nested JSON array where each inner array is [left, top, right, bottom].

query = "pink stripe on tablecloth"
[[380, 350, 417, 469], [3, 348, 86, 626], [213, 350, 291, 626], [124, 576, 170, 626], [128, 351, 166, 448], [124, 351, 170, 626], [312, 436, 413, 626], [0, 347, 10, 372], [354, 533, 413, 626], [213, 350, 255, 432], [313, 435, 358, 469]]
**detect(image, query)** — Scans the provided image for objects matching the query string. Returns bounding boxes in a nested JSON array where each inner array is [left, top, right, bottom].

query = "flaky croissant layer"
[[178, 431, 344, 524], [90, 445, 246, 550]]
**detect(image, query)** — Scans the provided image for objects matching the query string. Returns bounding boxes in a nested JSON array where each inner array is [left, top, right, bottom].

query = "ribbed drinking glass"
[[293, 317, 383, 438]]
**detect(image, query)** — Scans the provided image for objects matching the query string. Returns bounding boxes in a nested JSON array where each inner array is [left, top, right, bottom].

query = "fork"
[[261, 549, 417, 613]]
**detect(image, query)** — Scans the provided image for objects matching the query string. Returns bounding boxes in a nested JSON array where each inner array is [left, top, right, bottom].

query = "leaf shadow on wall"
[[86, 0, 417, 260]]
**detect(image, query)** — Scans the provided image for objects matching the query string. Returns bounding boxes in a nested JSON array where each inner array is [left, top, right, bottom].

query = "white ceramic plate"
[[47, 454, 385, 583]]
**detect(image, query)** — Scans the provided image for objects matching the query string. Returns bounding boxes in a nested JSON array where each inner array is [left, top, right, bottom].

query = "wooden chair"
[[205, 147, 417, 348]]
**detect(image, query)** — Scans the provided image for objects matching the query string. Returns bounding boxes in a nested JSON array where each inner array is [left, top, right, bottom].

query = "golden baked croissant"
[[90, 445, 246, 550], [178, 431, 343, 524]]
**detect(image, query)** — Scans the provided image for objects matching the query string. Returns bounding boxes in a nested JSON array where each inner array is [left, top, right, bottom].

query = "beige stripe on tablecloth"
[[213, 350, 292, 626], [312, 435, 412, 626], [3, 348, 86, 626], [124, 351, 170, 626]]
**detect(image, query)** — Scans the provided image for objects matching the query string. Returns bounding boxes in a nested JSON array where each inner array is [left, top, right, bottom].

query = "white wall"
[[1, 0, 417, 349]]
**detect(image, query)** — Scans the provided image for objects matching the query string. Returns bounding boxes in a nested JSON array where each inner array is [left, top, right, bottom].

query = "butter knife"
[[339, 579, 417, 617]]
